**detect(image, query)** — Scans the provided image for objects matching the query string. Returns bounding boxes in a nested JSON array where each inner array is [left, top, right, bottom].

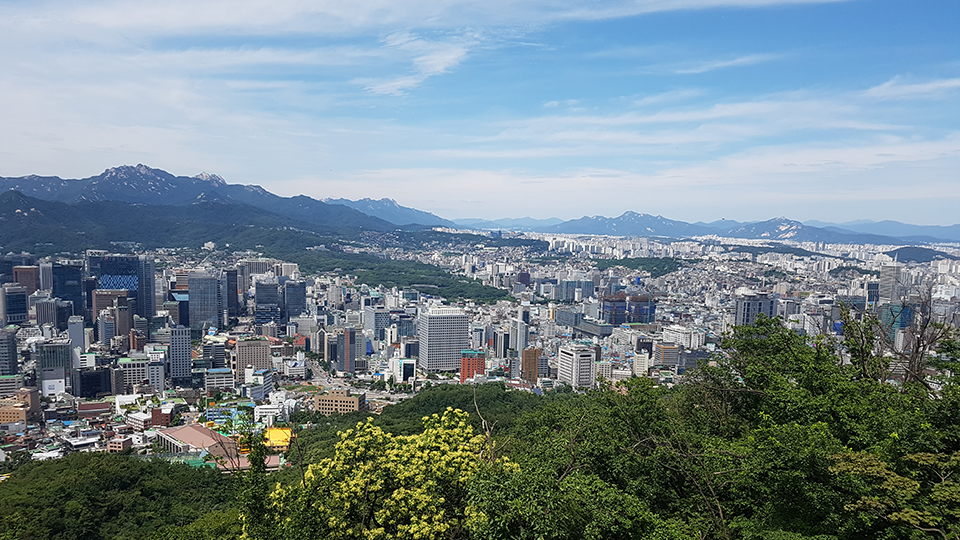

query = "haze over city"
[[2, 0, 959, 223]]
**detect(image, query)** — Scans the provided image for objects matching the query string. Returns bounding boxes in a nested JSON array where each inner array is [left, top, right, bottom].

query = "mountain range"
[[2, 165, 959, 247]]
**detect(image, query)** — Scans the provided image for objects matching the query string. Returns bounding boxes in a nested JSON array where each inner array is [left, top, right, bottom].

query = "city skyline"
[[2, 0, 958, 224]]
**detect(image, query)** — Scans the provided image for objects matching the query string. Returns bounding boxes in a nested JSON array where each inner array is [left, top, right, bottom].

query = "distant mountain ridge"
[[325, 197, 455, 227], [4, 164, 959, 244], [452, 217, 565, 231], [0, 164, 400, 233]]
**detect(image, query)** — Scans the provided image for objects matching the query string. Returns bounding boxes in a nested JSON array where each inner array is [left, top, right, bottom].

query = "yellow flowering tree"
[[250, 407, 484, 540]]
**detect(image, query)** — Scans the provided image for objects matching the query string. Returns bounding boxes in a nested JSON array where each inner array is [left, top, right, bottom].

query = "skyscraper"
[[224, 269, 239, 318], [417, 307, 469, 373], [0, 327, 17, 376], [879, 263, 905, 304], [51, 261, 84, 316], [336, 327, 365, 374], [95, 255, 155, 318], [283, 280, 307, 324], [37, 339, 73, 396], [0, 284, 29, 325], [188, 271, 221, 332], [169, 325, 192, 386]]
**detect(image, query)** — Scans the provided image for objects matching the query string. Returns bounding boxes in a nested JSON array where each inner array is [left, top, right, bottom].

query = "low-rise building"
[[312, 389, 367, 415]]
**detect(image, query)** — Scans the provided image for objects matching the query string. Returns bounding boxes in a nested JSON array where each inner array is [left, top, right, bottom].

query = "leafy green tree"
[[254, 408, 488, 540]]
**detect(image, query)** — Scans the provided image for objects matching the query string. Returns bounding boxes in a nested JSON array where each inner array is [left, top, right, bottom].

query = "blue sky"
[[1, 0, 958, 224]]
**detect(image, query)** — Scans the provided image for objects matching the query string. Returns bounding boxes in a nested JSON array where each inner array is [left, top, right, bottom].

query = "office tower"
[[95, 255, 155, 318], [188, 271, 221, 332], [116, 356, 166, 393], [68, 315, 85, 367], [337, 327, 366, 374], [460, 350, 486, 383], [97, 309, 116, 344], [236, 265, 250, 298], [242, 258, 276, 275], [39, 262, 54, 291], [417, 307, 469, 373], [169, 325, 191, 386], [35, 298, 58, 328], [0, 327, 17, 375], [734, 292, 777, 326], [114, 304, 132, 342], [92, 289, 129, 317], [203, 342, 226, 369], [38, 339, 73, 396], [255, 277, 279, 305], [653, 342, 681, 368], [492, 328, 510, 359], [283, 280, 307, 324], [224, 269, 239, 318], [557, 344, 596, 389], [51, 262, 84, 313], [509, 317, 529, 352], [364, 306, 391, 341], [12, 266, 40, 295], [254, 277, 281, 325], [0, 284, 29, 325], [236, 338, 272, 372], [520, 347, 541, 384], [879, 263, 905, 304]]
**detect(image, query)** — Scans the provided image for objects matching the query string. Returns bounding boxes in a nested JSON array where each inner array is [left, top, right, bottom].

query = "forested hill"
[[3, 317, 960, 540]]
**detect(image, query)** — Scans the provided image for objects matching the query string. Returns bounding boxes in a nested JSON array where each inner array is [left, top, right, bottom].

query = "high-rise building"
[[95, 255, 155, 318], [0, 284, 29, 325], [51, 262, 84, 312], [35, 298, 58, 328], [0, 327, 17, 376], [97, 310, 116, 345], [37, 339, 73, 396], [460, 350, 486, 383], [203, 342, 226, 369], [520, 347, 542, 384], [734, 292, 777, 326], [169, 325, 192, 386], [283, 280, 307, 324], [236, 338, 271, 372], [557, 344, 596, 389], [188, 271, 221, 332], [224, 269, 240, 318], [12, 266, 40, 295], [417, 307, 469, 373], [336, 327, 365, 374], [509, 318, 529, 352], [364, 307, 391, 341], [68, 315, 85, 369], [254, 277, 281, 325], [879, 263, 905, 304]]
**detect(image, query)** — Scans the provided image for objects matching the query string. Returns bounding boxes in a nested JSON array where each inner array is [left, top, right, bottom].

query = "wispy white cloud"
[[672, 53, 780, 74], [863, 76, 960, 99], [362, 31, 475, 95], [4, 0, 855, 37]]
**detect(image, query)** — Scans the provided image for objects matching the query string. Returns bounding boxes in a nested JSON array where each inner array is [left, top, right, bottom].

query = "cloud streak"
[[863, 77, 960, 100], [672, 53, 780, 74]]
